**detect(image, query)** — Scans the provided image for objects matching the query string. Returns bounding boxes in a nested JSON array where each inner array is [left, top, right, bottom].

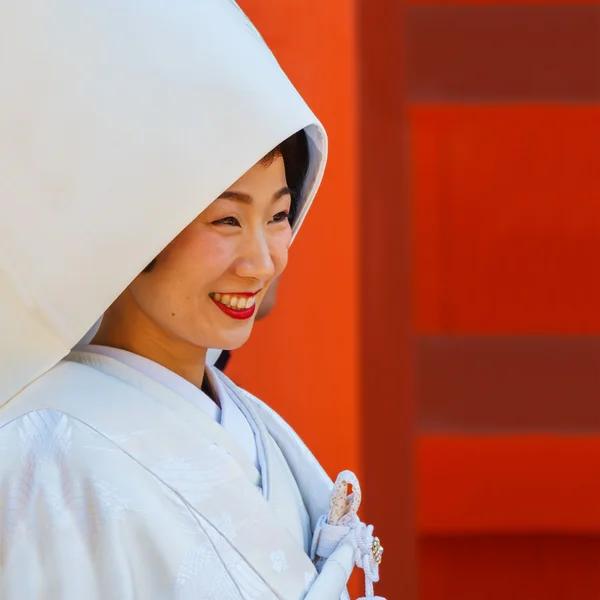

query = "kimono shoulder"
[[0, 363, 282, 600], [0, 408, 208, 599]]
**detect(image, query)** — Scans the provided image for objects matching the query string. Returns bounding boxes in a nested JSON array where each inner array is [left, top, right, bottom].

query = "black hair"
[[260, 128, 310, 225], [143, 128, 309, 273]]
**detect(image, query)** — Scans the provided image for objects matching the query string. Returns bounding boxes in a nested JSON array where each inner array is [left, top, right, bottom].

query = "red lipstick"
[[210, 290, 261, 321], [212, 300, 256, 320]]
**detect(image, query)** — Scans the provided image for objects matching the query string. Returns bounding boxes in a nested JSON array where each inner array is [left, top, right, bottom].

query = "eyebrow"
[[217, 186, 291, 203]]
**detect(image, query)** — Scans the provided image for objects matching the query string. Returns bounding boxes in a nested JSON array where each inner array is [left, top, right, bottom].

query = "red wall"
[[380, 1, 600, 598], [233, 1, 600, 599], [411, 105, 600, 334]]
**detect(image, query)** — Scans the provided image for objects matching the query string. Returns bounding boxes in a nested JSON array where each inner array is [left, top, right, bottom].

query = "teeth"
[[213, 294, 255, 310]]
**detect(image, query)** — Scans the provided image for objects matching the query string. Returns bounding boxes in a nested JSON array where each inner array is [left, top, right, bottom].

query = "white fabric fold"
[[215, 372, 387, 599]]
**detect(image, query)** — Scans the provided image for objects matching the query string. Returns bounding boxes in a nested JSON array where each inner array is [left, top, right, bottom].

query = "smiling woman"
[[93, 140, 306, 391], [0, 1, 383, 599]]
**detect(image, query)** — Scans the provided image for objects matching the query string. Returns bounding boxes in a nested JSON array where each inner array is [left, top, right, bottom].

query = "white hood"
[[0, 0, 327, 405]]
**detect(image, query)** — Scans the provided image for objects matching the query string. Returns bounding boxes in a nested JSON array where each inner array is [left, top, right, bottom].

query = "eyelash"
[[213, 216, 240, 226], [272, 210, 290, 223], [212, 211, 290, 227]]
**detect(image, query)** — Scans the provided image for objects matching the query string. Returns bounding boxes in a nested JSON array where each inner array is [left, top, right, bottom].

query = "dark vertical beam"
[[358, 1, 417, 597]]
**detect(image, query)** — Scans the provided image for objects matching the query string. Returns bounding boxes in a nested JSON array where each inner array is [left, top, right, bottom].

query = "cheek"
[[270, 229, 292, 271], [131, 230, 235, 320], [161, 228, 234, 283]]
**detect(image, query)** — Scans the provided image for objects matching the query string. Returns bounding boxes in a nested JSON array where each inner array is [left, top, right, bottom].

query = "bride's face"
[[129, 154, 292, 350]]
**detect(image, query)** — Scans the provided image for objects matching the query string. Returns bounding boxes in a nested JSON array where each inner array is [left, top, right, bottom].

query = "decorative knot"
[[311, 470, 385, 599]]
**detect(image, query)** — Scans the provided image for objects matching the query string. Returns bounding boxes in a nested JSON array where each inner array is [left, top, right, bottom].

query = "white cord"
[[310, 471, 385, 600]]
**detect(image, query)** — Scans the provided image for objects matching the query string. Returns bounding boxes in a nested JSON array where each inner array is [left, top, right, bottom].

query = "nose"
[[234, 228, 277, 283]]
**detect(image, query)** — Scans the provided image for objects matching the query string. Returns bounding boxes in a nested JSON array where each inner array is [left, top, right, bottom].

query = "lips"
[[209, 291, 260, 321]]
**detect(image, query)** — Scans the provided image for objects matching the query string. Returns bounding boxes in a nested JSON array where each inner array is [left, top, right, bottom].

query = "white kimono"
[[0, 349, 361, 599], [0, 1, 383, 598]]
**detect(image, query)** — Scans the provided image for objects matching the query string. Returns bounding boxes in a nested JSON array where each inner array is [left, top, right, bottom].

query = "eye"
[[271, 211, 290, 224], [212, 216, 240, 227]]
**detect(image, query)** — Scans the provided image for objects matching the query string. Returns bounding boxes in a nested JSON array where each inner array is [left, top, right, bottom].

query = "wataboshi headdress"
[[0, 0, 326, 405]]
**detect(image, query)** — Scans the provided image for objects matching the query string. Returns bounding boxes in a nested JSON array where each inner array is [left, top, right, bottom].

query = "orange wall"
[[410, 105, 600, 335], [230, 2, 361, 481], [404, 2, 600, 597], [228, 3, 600, 599], [417, 436, 600, 534]]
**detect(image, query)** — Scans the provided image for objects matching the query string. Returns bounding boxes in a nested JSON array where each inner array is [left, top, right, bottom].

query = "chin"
[[200, 326, 253, 352]]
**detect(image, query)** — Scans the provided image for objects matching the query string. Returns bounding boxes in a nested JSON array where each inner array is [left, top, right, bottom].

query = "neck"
[[91, 290, 208, 390]]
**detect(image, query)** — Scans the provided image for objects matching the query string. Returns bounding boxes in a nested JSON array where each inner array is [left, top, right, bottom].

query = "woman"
[[0, 1, 383, 598]]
